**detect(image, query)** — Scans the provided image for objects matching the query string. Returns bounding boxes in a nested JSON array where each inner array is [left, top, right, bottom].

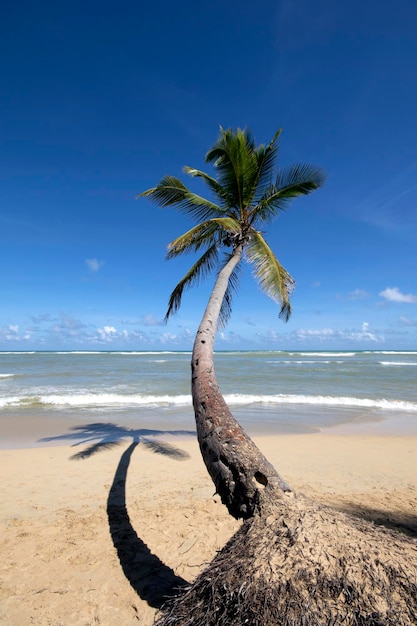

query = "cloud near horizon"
[[379, 287, 417, 304], [293, 322, 381, 343]]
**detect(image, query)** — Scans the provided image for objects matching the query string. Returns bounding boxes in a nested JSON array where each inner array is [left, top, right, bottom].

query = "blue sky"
[[1, 0, 416, 351]]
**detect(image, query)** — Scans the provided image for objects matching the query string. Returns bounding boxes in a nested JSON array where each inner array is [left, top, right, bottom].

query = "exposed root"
[[156, 494, 417, 625]]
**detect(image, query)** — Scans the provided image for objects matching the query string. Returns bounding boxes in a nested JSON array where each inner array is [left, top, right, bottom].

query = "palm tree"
[[139, 127, 326, 519], [139, 129, 417, 626]]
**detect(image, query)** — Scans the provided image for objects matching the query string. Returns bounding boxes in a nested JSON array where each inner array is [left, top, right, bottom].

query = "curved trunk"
[[191, 246, 291, 520]]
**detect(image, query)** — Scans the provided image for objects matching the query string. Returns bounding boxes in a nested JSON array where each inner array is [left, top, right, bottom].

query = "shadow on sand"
[[39, 422, 193, 607], [333, 501, 417, 539], [39, 421, 196, 460], [107, 438, 189, 607]]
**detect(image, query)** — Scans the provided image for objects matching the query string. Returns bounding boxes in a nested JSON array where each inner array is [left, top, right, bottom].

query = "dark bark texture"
[[192, 332, 291, 519]]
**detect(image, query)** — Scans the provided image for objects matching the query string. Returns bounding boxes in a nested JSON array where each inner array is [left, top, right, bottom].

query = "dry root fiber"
[[156, 494, 417, 626]]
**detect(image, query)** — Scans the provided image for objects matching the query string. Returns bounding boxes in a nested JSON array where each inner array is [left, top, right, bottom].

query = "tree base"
[[156, 494, 417, 625]]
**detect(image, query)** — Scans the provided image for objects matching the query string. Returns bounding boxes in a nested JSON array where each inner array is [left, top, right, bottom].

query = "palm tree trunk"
[[191, 245, 291, 520]]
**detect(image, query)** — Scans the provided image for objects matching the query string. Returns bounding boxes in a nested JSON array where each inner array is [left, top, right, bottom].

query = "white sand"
[[1, 433, 416, 625]]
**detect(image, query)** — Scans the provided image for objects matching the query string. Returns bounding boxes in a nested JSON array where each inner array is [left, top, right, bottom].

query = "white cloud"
[[358, 322, 378, 342], [85, 258, 105, 272], [379, 287, 417, 304], [311, 281, 321, 288], [97, 326, 117, 340], [0, 324, 32, 342]]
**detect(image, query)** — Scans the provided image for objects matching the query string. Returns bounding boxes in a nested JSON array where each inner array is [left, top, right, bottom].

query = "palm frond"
[[205, 127, 261, 212], [167, 218, 241, 259], [217, 262, 241, 329], [166, 221, 220, 259], [276, 163, 327, 192], [250, 163, 327, 224], [138, 175, 225, 222], [183, 166, 227, 202], [250, 128, 282, 203], [165, 245, 219, 321], [245, 231, 295, 321]]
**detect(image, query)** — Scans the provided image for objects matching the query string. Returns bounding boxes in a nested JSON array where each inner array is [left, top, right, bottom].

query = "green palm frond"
[[275, 163, 327, 193], [250, 163, 326, 224], [205, 128, 261, 212], [138, 175, 225, 222], [139, 127, 325, 324], [167, 221, 220, 259], [165, 244, 219, 321], [245, 231, 295, 321], [183, 166, 228, 205], [249, 128, 282, 204], [167, 218, 241, 259]]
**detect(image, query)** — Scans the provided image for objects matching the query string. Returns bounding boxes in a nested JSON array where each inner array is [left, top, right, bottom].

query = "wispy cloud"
[[352, 162, 417, 233], [379, 287, 417, 304], [85, 258, 105, 272], [348, 289, 369, 300], [399, 316, 417, 327], [30, 313, 56, 323], [141, 314, 164, 327]]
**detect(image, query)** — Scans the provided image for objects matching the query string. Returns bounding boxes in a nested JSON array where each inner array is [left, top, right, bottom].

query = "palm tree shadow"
[[39, 422, 196, 460], [39, 423, 193, 607], [107, 438, 189, 607]]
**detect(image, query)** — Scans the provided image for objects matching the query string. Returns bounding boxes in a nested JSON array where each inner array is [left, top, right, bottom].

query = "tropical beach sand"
[[1, 428, 416, 625]]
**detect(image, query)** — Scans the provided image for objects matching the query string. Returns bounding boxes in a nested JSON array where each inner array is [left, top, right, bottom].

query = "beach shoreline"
[[1, 430, 416, 625], [1, 402, 417, 452]]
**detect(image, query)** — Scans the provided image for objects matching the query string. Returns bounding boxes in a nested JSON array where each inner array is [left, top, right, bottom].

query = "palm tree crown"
[[139, 127, 326, 325]]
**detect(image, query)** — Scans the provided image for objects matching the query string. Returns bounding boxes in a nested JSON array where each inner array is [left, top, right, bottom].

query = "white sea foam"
[[111, 351, 190, 356], [367, 351, 417, 355], [52, 350, 178, 355], [292, 352, 356, 357], [0, 374, 14, 378], [0, 393, 192, 409], [269, 360, 344, 365], [1, 392, 416, 412], [0, 351, 36, 355], [54, 351, 104, 355], [223, 394, 417, 412], [379, 361, 417, 366]]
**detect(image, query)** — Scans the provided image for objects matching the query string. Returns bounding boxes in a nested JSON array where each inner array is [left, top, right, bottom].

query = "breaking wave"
[[1, 392, 416, 412]]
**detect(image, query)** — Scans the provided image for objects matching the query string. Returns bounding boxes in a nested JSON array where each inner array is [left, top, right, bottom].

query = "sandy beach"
[[1, 428, 416, 625]]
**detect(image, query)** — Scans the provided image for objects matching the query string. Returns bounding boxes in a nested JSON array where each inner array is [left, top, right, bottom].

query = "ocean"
[[0, 350, 416, 447]]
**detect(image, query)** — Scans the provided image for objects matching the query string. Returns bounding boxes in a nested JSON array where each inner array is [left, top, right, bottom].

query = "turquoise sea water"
[[0, 350, 416, 446]]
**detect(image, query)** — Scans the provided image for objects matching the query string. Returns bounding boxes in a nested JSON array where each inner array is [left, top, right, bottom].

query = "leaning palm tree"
[[140, 127, 324, 519], [139, 129, 417, 625]]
